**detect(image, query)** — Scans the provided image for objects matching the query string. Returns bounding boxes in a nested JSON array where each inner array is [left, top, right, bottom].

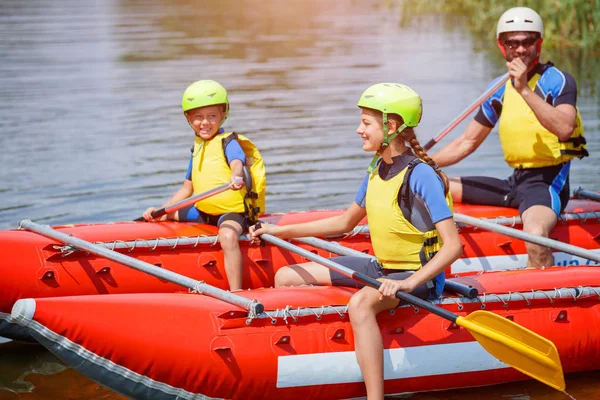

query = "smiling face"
[[500, 31, 540, 66], [356, 108, 385, 152], [185, 105, 226, 139]]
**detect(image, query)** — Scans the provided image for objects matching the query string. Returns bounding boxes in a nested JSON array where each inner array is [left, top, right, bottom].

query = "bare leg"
[[348, 286, 400, 400], [521, 205, 557, 268], [274, 262, 333, 288], [219, 220, 244, 290], [449, 177, 463, 203]]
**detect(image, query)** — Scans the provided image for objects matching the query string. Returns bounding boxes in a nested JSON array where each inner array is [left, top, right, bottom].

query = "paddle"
[[574, 187, 600, 202], [255, 229, 565, 391], [454, 213, 600, 264], [134, 177, 243, 221], [423, 72, 510, 151], [292, 236, 478, 298]]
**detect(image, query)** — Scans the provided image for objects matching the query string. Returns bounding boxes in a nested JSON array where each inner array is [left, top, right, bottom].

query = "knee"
[[274, 267, 294, 288], [219, 229, 240, 249], [523, 221, 551, 238], [348, 291, 374, 321], [449, 178, 462, 203]]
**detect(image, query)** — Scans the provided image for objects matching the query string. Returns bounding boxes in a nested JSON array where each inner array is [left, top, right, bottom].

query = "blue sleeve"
[[224, 139, 246, 166], [538, 67, 577, 107], [354, 173, 369, 208], [474, 75, 506, 128], [185, 154, 193, 180], [409, 163, 452, 224]]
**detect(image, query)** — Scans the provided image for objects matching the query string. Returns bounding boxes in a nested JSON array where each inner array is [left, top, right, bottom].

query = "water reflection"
[[0, 341, 123, 399]]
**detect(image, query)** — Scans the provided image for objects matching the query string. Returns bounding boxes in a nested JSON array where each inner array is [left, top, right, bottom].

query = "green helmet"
[[357, 83, 422, 128], [358, 83, 423, 173], [181, 80, 229, 122]]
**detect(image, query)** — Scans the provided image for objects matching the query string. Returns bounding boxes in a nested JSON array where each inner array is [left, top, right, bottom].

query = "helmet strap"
[[366, 113, 407, 173]]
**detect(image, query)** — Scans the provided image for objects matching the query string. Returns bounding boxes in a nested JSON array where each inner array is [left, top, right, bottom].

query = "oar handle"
[[134, 207, 167, 222], [574, 187, 600, 202], [135, 177, 243, 222], [352, 271, 458, 322], [424, 72, 510, 151]]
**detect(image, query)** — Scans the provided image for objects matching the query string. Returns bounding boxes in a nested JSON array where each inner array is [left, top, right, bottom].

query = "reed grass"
[[399, 0, 600, 49]]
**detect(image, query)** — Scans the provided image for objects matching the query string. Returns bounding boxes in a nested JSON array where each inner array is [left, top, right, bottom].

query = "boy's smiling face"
[[185, 105, 226, 139]]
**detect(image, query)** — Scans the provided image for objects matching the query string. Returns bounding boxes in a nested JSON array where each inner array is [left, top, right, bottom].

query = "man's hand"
[[506, 58, 529, 94]]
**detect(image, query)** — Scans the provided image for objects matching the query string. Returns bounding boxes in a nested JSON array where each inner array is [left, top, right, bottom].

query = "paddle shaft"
[[574, 187, 600, 202], [261, 233, 457, 321], [424, 72, 509, 151], [454, 212, 600, 263], [135, 177, 243, 221], [20, 219, 264, 315], [293, 236, 478, 298]]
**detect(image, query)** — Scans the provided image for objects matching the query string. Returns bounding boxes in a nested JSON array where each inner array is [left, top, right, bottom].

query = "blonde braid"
[[401, 128, 450, 195]]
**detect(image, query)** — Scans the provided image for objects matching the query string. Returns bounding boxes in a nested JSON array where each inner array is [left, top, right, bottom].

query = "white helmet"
[[496, 7, 544, 39]]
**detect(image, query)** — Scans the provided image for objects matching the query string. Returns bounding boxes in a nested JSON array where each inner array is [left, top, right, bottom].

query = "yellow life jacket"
[[366, 159, 453, 271], [191, 132, 266, 221], [498, 74, 587, 169]]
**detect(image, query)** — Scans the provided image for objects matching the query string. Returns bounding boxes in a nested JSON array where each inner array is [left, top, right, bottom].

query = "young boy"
[[143, 80, 266, 291]]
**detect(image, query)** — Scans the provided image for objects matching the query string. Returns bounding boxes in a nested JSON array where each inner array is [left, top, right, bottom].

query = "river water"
[[1, 0, 599, 399]]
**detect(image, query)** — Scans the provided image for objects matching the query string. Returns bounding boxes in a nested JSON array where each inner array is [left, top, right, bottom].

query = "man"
[[432, 7, 587, 267]]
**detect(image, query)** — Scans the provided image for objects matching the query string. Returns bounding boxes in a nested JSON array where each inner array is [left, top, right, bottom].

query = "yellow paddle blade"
[[457, 311, 565, 391]]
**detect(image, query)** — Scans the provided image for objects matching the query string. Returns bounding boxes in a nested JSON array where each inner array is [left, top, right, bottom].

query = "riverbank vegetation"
[[399, 0, 599, 49]]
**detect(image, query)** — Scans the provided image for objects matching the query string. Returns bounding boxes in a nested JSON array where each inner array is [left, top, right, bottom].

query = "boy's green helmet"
[[181, 80, 229, 122], [357, 83, 422, 127]]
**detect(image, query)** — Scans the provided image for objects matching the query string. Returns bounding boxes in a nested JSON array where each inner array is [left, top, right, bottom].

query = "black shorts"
[[328, 256, 435, 301], [178, 204, 248, 232], [460, 162, 570, 216]]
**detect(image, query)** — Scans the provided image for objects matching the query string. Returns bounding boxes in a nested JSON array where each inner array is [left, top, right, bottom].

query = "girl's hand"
[[143, 207, 157, 221], [378, 278, 416, 300], [249, 223, 281, 244]]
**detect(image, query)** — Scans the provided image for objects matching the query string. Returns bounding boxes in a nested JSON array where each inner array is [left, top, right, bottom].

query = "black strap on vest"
[[400, 158, 423, 210], [561, 136, 587, 147], [560, 149, 589, 158], [423, 237, 438, 247]]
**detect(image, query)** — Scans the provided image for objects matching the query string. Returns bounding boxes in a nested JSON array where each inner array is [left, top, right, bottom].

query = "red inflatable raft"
[[10, 266, 600, 399], [2, 201, 600, 340]]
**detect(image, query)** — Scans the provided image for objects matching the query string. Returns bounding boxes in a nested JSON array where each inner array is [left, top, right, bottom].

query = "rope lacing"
[[445, 296, 464, 311], [482, 293, 509, 307], [247, 299, 261, 320], [191, 281, 206, 294], [532, 289, 554, 303], [508, 291, 531, 305]]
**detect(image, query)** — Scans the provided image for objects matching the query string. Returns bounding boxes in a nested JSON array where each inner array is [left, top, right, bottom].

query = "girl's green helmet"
[[357, 83, 422, 127], [358, 83, 423, 173], [181, 80, 229, 123]]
